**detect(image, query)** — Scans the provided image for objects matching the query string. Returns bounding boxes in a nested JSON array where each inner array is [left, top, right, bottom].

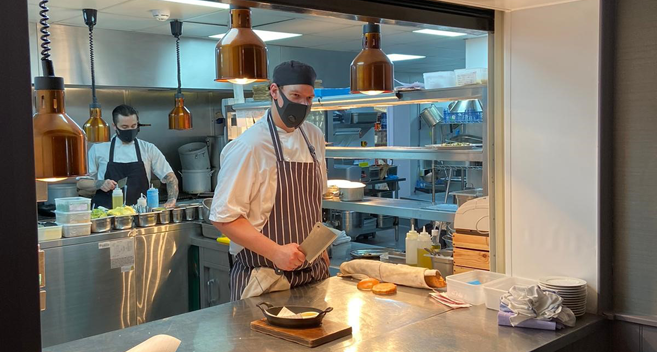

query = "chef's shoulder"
[[301, 121, 325, 146]]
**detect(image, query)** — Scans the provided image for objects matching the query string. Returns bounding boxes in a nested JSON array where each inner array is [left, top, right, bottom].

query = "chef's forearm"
[[162, 172, 179, 201], [213, 217, 279, 260], [77, 179, 104, 191]]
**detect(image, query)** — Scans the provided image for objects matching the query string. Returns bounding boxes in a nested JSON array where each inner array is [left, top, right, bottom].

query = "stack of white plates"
[[538, 276, 587, 317]]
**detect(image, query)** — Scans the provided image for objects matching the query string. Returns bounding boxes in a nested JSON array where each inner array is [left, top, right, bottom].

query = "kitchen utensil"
[[46, 183, 79, 205], [420, 105, 442, 127], [171, 207, 184, 223], [156, 208, 171, 224], [255, 302, 333, 329], [136, 212, 160, 227], [113, 215, 134, 230], [91, 216, 113, 233], [178, 142, 210, 170], [338, 182, 365, 202], [179, 169, 215, 194], [251, 318, 351, 348], [202, 198, 213, 224], [184, 204, 199, 221], [448, 99, 483, 114], [299, 223, 338, 263], [349, 248, 388, 259], [117, 177, 128, 189]]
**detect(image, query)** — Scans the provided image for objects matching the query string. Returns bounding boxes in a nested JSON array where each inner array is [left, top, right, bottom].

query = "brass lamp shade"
[[83, 106, 110, 143], [215, 6, 268, 84], [33, 77, 88, 181], [169, 94, 192, 130], [350, 23, 394, 95]]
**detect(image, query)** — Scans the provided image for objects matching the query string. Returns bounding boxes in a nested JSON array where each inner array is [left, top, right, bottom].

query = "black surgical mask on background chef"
[[116, 127, 139, 143], [274, 87, 311, 129]]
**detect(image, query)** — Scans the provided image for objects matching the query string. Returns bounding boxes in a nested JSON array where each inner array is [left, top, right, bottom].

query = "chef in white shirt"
[[78, 104, 178, 209], [210, 61, 330, 301]]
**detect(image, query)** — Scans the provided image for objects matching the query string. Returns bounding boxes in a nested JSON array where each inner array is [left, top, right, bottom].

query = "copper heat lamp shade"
[[83, 106, 110, 142], [33, 77, 88, 181], [169, 94, 192, 130], [350, 23, 394, 95], [215, 6, 268, 84]]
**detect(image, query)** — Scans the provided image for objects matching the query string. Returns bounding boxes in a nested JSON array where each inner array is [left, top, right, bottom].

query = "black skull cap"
[[272, 60, 317, 87]]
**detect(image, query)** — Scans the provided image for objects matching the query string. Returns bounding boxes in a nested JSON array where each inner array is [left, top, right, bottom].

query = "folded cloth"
[[324, 224, 351, 246], [500, 285, 576, 327], [339, 259, 439, 289], [497, 311, 561, 330]]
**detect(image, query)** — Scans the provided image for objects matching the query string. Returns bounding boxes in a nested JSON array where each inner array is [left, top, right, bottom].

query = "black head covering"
[[272, 60, 317, 87]]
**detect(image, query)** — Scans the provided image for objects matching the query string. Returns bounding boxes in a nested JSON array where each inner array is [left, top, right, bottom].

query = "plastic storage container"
[[454, 68, 488, 86], [55, 197, 91, 212], [59, 222, 91, 238], [423, 71, 456, 89], [446, 270, 506, 305], [483, 276, 538, 310], [38, 224, 62, 241], [54, 210, 91, 224], [314, 88, 350, 97]]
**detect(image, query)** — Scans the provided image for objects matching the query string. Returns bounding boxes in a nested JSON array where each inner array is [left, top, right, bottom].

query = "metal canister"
[[184, 204, 199, 221], [157, 208, 171, 224], [171, 207, 184, 223]]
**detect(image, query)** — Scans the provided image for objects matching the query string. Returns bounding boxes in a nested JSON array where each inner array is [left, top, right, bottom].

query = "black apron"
[[230, 113, 329, 301], [92, 137, 150, 209]]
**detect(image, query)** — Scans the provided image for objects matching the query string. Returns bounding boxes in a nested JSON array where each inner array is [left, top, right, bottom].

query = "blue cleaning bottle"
[[147, 185, 159, 209]]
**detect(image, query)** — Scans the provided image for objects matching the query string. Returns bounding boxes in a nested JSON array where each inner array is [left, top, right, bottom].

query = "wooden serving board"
[[250, 319, 352, 348]]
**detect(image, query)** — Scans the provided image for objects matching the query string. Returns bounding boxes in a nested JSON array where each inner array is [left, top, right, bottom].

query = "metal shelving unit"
[[326, 146, 483, 162], [322, 197, 456, 223]]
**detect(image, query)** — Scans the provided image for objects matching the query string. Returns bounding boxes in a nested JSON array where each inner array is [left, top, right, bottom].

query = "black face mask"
[[275, 89, 311, 129], [116, 127, 139, 143]]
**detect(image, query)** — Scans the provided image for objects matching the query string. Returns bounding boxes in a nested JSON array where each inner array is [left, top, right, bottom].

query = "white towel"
[[500, 285, 576, 327]]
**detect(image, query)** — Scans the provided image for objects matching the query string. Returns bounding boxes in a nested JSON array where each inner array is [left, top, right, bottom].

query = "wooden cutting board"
[[250, 319, 352, 348]]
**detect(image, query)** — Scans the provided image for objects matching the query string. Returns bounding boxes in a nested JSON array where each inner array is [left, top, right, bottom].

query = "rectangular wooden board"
[[454, 248, 490, 270], [251, 319, 352, 348], [453, 233, 490, 251], [453, 265, 480, 274], [38, 249, 45, 287]]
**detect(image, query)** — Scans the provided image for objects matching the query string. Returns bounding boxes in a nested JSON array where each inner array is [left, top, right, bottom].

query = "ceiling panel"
[[59, 13, 164, 31], [268, 34, 350, 48], [99, 0, 222, 20], [256, 19, 356, 35], [140, 21, 223, 37], [311, 40, 363, 52], [186, 8, 292, 27], [28, 0, 130, 10], [28, 5, 81, 23]]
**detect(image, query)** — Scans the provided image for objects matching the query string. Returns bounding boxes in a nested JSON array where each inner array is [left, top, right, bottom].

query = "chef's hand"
[[164, 199, 176, 209], [273, 243, 306, 271], [99, 179, 117, 192]]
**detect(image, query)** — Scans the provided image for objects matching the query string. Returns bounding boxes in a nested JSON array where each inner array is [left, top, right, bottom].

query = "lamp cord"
[[175, 35, 181, 95], [39, 0, 55, 76], [89, 26, 97, 103]]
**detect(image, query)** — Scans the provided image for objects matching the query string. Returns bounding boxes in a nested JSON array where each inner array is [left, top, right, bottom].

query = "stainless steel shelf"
[[229, 85, 487, 111], [322, 197, 455, 222], [326, 146, 483, 162]]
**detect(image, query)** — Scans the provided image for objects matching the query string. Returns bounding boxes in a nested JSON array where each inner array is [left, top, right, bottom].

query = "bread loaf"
[[357, 278, 380, 291]]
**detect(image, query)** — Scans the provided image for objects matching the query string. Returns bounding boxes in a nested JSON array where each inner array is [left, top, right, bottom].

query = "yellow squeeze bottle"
[[112, 188, 123, 209]]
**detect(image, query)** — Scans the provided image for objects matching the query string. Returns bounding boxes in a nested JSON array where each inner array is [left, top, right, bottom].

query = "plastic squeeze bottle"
[[417, 229, 434, 269], [405, 224, 420, 265], [147, 185, 159, 209], [112, 188, 123, 209]]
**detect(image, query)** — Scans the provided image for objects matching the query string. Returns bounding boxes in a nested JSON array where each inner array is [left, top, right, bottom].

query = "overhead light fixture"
[[387, 54, 426, 62], [33, 0, 87, 182], [413, 29, 466, 37], [350, 23, 394, 96], [215, 6, 268, 85], [81, 9, 109, 143], [159, 0, 229, 9], [169, 20, 192, 130], [209, 29, 301, 42]]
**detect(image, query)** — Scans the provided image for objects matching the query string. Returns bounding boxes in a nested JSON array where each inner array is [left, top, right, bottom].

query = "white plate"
[[539, 276, 587, 288], [540, 285, 587, 291]]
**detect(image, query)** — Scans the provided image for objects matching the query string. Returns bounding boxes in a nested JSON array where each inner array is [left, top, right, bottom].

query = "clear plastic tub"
[[58, 222, 91, 238], [38, 224, 62, 241], [55, 197, 91, 212], [423, 71, 456, 89], [446, 270, 506, 305], [454, 68, 488, 86], [55, 210, 92, 224], [483, 276, 538, 310]]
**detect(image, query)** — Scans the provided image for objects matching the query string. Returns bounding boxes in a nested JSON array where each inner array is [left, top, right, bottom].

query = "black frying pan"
[[256, 302, 333, 329]]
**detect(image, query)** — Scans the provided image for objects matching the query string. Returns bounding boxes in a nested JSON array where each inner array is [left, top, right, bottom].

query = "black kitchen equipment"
[[256, 302, 333, 329]]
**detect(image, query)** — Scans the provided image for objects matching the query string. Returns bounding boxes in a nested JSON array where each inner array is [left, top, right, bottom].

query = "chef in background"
[[210, 61, 329, 301], [78, 104, 178, 208]]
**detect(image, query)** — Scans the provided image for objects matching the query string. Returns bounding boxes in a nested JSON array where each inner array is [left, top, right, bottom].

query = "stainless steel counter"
[[322, 197, 456, 222], [44, 277, 605, 352]]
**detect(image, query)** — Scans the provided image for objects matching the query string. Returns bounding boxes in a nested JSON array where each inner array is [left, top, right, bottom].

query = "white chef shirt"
[[209, 111, 327, 255], [88, 137, 174, 183]]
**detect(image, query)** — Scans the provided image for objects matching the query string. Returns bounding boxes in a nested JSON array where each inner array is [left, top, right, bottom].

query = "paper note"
[[109, 238, 135, 269]]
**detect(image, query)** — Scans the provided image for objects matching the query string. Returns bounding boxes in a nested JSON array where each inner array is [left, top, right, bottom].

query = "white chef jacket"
[[209, 111, 328, 255], [87, 137, 174, 184]]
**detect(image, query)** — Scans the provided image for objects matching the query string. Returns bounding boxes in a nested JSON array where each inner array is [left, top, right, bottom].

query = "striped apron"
[[230, 112, 330, 301]]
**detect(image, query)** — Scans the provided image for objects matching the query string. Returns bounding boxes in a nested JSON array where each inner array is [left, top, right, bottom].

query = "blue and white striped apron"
[[230, 112, 330, 301]]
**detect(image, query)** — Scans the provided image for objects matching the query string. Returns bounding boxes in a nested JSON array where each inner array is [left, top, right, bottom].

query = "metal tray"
[[350, 249, 389, 259], [425, 144, 482, 150]]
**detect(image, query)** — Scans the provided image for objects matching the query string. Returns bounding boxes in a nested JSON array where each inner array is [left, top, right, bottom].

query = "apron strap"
[[298, 126, 319, 165], [266, 111, 285, 162], [134, 139, 143, 163], [109, 136, 117, 162]]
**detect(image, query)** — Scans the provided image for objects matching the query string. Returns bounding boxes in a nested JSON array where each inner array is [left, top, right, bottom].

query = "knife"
[[300, 223, 338, 263], [117, 177, 128, 189]]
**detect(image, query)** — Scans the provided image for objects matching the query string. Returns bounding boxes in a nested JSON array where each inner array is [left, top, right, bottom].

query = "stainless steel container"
[[156, 209, 171, 224], [171, 208, 184, 223], [202, 198, 213, 224], [338, 183, 365, 202], [340, 210, 362, 233], [450, 188, 484, 207], [184, 205, 199, 221], [420, 105, 442, 127], [136, 212, 160, 227], [91, 216, 113, 233], [429, 254, 454, 277], [113, 215, 134, 230]]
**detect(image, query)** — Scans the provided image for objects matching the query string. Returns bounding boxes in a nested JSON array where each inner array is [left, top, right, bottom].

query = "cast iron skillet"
[[256, 302, 333, 329]]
